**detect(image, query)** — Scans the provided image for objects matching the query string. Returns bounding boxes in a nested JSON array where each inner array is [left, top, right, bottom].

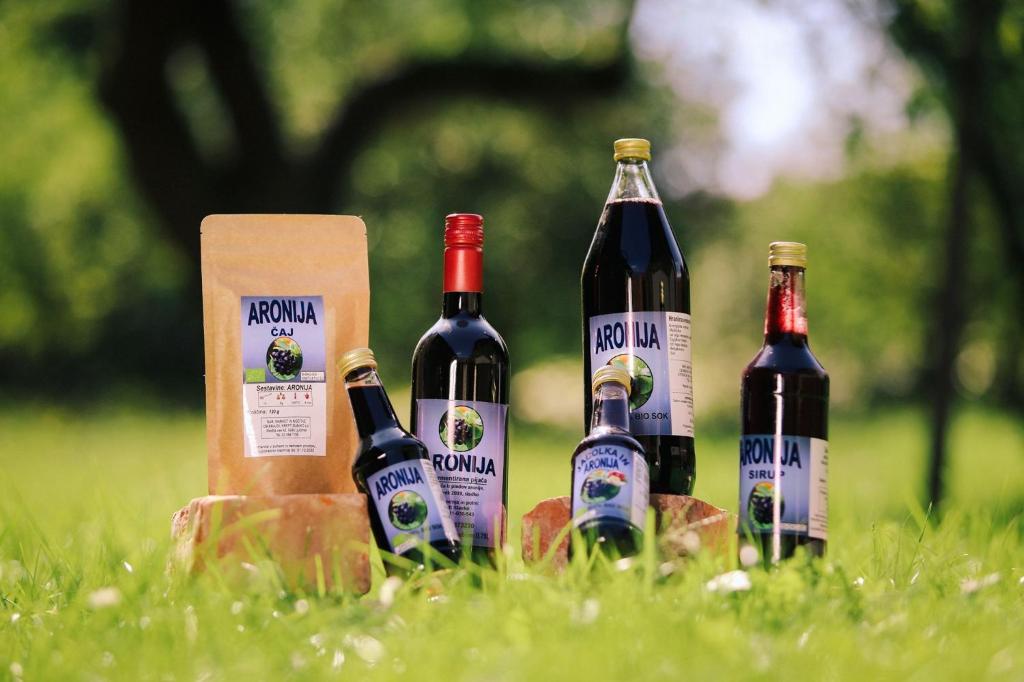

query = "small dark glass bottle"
[[411, 214, 510, 566], [569, 365, 649, 559], [340, 347, 461, 575], [581, 138, 696, 496], [738, 243, 829, 567]]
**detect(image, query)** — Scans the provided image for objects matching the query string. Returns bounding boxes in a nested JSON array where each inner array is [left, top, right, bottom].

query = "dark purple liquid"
[[582, 199, 696, 495], [740, 333, 829, 564], [347, 383, 461, 575], [410, 292, 509, 565], [569, 389, 645, 560]]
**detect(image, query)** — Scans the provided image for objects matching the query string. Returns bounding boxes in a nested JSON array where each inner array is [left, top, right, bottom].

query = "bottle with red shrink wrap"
[[411, 214, 510, 566], [738, 242, 829, 567]]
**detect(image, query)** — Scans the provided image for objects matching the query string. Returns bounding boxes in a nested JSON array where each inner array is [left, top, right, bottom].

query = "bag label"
[[240, 296, 327, 457], [738, 434, 828, 540], [366, 459, 458, 556], [588, 311, 694, 437], [416, 399, 507, 548], [571, 444, 649, 529]]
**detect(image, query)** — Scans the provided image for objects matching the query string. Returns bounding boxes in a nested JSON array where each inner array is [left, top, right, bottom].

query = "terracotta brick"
[[521, 496, 572, 570], [521, 494, 731, 569], [171, 494, 371, 594], [652, 494, 732, 560]]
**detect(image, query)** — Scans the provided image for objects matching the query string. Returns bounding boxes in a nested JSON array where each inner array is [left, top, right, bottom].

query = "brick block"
[[171, 494, 371, 594], [521, 494, 731, 570]]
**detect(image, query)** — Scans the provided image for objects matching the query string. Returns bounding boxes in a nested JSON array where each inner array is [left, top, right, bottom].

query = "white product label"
[[365, 459, 458, 555], [738, 435, 828, 541], [240, 296, 327, 457], [416, 399, 507, 548], [571, 444, 649, 529], [588, 311, 694, 437]]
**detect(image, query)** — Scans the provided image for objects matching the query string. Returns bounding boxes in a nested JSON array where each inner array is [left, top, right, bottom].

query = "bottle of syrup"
[[738, 242, 829, 566], [411, 214, 510, 565], [569, 364, 649, 559], [340, 347, 461, 574], [582, 138, 696, 495]]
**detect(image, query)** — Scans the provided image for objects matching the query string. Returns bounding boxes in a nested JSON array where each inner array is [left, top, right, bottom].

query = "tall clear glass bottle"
[[582, 138, 696, 495]]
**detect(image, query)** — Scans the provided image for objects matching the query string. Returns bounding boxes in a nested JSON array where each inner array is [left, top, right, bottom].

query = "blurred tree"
[[887, 0, 1024, 508], [2, 0, 684, 395], [98, 0, 633, 267]]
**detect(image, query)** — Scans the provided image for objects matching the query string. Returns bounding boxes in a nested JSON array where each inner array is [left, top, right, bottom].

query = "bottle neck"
[[590, 382, 631, 433], [443, 243, 483, 295], [764, 265, 808, 343], [442, 291, 482, 317], [343, 368, 400, 436], [606, 159, 662, 204]]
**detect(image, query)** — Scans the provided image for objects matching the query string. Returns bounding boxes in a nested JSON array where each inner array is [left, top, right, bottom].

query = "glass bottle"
[[738, 243, 829, 567], [340, 347, 461, 575], [410, 213, 510, 565], [569, 364, 649, 559], [581, 138, 696, 496]]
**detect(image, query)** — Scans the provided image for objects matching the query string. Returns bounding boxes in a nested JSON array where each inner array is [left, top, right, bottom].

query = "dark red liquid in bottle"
[[583, 197, 696, 496], [411, 214, 509, 566], [739, 260, 829, 566]]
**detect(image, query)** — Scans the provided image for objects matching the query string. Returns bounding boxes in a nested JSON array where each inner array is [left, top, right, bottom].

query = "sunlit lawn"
[[1, 404, 1022, 679]]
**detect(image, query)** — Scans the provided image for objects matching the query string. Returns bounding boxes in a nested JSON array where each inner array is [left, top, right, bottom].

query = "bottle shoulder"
[[413, 314, 509, 362], [745, 338, 828, 378], [353, 431, 429, 472], [573, 430, 644, 459], [583, 201, 688, 277], [742, 339, 829, 408]]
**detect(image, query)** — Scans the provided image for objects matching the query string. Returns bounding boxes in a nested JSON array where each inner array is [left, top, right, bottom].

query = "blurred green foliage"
[[0, 0, 1019, 418], [0, 1, 190, 387]]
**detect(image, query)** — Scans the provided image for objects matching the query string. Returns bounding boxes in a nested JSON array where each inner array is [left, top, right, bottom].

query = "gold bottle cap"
[[592, 364, 633, 396], [768, 241, 807, 268], [338, 347, 377, 379], [613, 138, 652, 162]]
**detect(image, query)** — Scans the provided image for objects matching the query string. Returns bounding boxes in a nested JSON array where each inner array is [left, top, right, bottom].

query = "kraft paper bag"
[[201, 215, 369, 495]]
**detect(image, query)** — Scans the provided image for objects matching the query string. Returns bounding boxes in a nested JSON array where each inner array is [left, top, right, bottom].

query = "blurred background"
[[1, 0, 1021, 513]]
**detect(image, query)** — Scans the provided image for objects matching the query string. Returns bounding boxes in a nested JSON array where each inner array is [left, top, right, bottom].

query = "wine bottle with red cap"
[[411, 213, 510, 565]]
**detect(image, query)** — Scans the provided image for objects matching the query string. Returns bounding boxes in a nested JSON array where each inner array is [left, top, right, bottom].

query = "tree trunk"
[[926, 142, 971, 509], [925, 0, 986, 510]]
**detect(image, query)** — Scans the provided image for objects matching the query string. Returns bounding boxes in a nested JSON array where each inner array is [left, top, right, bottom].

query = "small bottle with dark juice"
[[570, 365, 649, 559], [339, 348, 461, 574], [738, 243, 829, 567]]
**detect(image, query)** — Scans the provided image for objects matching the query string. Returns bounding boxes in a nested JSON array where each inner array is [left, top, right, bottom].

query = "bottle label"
[[416, 399, 507, 548], [239, 296, 327, 457], [365, 459, 458, 556], [738, 435, 828, 540], [571, 444, 649, 529], [588, 311, 694, 437]]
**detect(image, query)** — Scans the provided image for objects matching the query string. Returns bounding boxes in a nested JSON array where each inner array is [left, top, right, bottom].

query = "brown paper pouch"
[[201, 215, 369, 495]]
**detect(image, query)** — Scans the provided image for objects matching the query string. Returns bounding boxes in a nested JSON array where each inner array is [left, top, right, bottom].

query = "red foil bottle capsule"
[[443, 213, 484, 293]]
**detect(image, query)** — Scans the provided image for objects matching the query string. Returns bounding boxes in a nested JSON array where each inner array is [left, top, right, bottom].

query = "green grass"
[[1, 405, 1022, 680]]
